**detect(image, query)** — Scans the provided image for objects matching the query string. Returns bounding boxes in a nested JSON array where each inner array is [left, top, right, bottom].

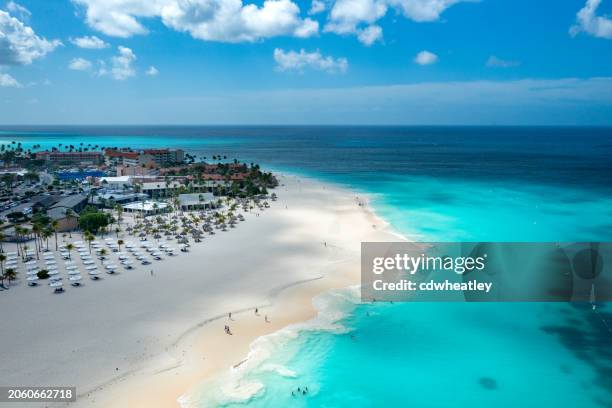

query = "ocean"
[[2, 126, 612, 407]]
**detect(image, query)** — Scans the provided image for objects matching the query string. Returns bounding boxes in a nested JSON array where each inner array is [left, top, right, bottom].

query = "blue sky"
[[1, 0, 612, 125]]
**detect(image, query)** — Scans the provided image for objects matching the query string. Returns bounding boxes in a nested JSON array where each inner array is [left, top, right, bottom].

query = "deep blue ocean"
[[2, 126, 612, 407]]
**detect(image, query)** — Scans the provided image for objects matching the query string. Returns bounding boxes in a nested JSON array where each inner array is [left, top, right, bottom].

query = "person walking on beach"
[[150, 269, 154, 277], [265, 315, 269, 323], [228, 312, 232, 320], [255, 308, 258, 315]]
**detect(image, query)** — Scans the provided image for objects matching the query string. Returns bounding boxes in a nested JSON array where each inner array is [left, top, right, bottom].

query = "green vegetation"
[[78, 206, 111, 233]]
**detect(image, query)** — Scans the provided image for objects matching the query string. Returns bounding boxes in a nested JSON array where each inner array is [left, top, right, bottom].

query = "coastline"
[[0, 173, 404, 408], [88, 173, 405, 408]]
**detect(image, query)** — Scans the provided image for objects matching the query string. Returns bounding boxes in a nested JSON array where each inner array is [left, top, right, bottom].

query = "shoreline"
[[85, 172, 407, 408], [88, 173, 405, 408], [0, 173, 404, 408]]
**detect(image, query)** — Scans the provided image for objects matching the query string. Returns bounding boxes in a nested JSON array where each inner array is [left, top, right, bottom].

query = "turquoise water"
[[2, 126, 612, 407]]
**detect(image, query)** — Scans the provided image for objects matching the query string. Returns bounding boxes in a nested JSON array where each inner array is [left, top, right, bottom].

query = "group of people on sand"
[[224, 308, 270, 335], [291, 386, 309, 397]]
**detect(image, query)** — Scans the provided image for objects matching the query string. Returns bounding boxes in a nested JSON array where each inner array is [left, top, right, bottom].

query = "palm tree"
[[0, 253, 5, 287], [65, 209, 74, 238], [115, 204, 123, 226], [99, 248, 107, 260], [85, 232, 94, 254], [117, 239, 124, 252], [0, 231, 5, 253], [4, 267, 16, 287], [31, 223, 42, 258], [65, 243, 74, 260], [43, 228, 53, 251], [51, 220, 59, 251]]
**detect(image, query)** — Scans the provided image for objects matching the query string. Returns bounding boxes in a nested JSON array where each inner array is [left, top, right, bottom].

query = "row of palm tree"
[[0, 253, 16, 288]]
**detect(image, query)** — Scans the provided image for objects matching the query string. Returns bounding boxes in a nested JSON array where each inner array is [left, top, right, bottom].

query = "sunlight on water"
[[3, 126, 612, 407]]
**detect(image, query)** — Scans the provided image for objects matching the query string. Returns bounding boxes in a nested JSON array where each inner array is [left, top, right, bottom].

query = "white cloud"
[[5, 1, 31, 21], [98, 46, 136, 80], [0, 71, 21, 87], [161, 0, 318, 42], [68, 57, 93, 71], [309, 0, 326, 14], [72, 0, 318, 42], [274, 48, 348, 73], [70, 35, 109, 49], [0, 10, 61, 65], [357, 24, 382, 45], [486, 55, 520, 68], [325, 0, 465, 42], [71, 0, 166, 38], [570, 0, 612, 39], [146, 65, 159, 76], [414, 50, 437, 65]]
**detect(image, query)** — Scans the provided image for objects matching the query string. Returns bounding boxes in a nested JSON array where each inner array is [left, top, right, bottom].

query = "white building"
[[123, 201, 169, 216], [99, 176, 133, 189]]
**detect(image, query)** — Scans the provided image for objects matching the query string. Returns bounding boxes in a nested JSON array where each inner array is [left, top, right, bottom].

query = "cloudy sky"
[[1, 0, 612, 125]]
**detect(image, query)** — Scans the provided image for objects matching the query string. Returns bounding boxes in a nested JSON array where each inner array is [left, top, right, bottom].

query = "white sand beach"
[[0, 174, 402, 407]]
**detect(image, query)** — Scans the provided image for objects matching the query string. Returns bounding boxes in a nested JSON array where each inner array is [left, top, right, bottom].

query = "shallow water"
[[4, 126, 612, 407]]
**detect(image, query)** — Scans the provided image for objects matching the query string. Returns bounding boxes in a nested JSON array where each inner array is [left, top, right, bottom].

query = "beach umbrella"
[[49, 280, 63, 288], [46, 260, 57, 265], [69, 275, 82, 282], [66, 265, 78, 270], [86, 265, 98, 271], [48, 269, 59, 275], [25, 260, 37, 266], [27, 275, 39, 283], [68, 269, 81, 275]]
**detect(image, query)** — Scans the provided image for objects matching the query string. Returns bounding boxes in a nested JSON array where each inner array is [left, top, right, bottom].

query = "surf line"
[[373, 279, 493, 293]]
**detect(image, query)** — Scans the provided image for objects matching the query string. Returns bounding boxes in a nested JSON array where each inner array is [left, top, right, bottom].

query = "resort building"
[[30, 194, 61, 211], [178, 193, 216, 210], [104, 148, 185, 168], [116, 164, 157, 177], [140, 180, 184, 198], [47, 206, 79, 231], [104, 150, 154, 167], [95, 192, 148, 206], [35, 151, 104, 165], [122, 200, 169, 216], [49, 194, 89, 215], [143, 149, 185, 166], [139, 179, 214, 198], [99, 176, 133, 189]]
